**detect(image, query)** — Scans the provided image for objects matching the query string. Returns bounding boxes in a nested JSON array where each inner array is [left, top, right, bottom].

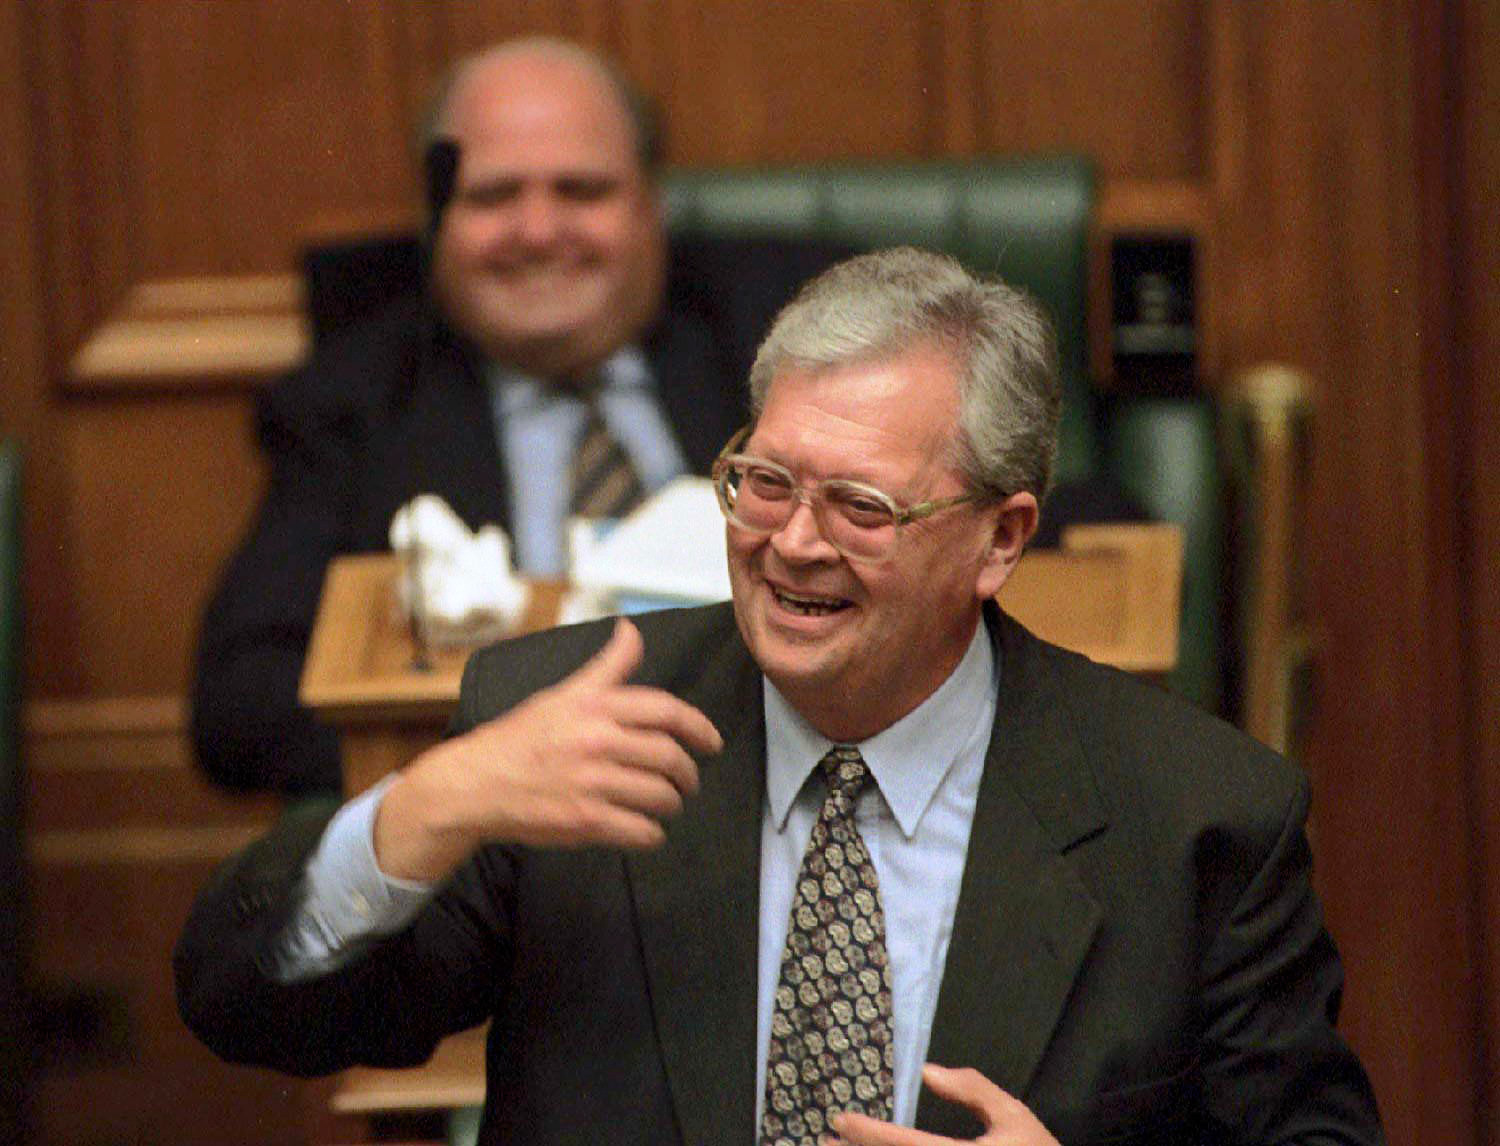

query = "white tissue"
[[388, 494, 529, 646]]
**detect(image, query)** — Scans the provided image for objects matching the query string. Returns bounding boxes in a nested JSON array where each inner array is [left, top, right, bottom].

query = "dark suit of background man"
[[191, 38, 844, 795], [176, 249, 1384, 1145]]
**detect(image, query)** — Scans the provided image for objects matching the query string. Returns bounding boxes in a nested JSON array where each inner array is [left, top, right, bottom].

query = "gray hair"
[[418, 37, 662, 173], [747, 247, 1062, 498]]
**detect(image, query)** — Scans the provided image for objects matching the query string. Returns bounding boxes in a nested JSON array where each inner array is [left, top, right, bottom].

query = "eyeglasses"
[[710, 427, 985, 562]]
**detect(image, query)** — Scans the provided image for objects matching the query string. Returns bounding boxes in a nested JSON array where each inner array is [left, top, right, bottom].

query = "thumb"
[[920, 1063, 1003, 1124], [567, 617, 644, 689]]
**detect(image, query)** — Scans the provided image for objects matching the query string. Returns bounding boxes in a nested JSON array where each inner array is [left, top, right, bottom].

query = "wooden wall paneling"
[[1214, 4, 1480, 1142], [972, 1, 1213, 389], [612, 0, 670, 103], [1196, 0, 1249, 387], [440, 0, 615, 58], [25, 699, 294, 1146], [0, 3, 82, 699], [1458, 0, 1500, 1138], [1403, 3, 1480, 1134], [931, 0, 982, 156], [567, 0, 624, 49], [35, 0, 444, 342], [0, 9, 48, 1141], [613, 0, 680, 143], [970, 0, 1206, 180], [372, 0, 616, 149], [657, 0, 934, 165], [30, 860, 313, 1146], [31, 2, 139, 358], [58, 392, 265, 697], [386, 0, 460, 119], [126, 2, 421, 276]]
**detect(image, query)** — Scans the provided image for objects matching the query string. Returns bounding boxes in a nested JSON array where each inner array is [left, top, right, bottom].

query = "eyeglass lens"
[[719, 461, 897, 560]]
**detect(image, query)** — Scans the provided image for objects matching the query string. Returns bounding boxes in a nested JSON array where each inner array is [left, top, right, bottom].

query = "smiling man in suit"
[[191, 37, 845, 795], [176, 249, 1383, 1144]]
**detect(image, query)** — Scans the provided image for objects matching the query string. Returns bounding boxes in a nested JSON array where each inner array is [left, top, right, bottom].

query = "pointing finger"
[[604, 686, 724, 758]]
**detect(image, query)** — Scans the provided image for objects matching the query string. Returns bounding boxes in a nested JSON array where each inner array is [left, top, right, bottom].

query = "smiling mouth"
[[772, 586, 852, 617]]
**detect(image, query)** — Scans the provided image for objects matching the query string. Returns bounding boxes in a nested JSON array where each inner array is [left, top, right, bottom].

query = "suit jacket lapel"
[[392, 325, 513, 534], [626, 629, 766, 1146], [917, 608, 1107, 1134]]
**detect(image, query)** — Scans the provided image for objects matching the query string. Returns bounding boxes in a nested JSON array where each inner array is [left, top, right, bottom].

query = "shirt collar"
[[490, 345, 652, 416], [763, 620, 998, 839]]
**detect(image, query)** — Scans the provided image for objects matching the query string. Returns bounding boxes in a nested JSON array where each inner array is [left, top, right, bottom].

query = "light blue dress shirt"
[[490, 347, 689, 576], [276, 620, 997, 1135], [756, 622, 995, 1127]]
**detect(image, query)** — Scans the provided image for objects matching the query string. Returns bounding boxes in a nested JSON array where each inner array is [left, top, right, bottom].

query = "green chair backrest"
[[662, 156, 1099, 486]]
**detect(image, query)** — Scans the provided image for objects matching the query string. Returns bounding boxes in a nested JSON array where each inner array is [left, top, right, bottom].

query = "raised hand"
[[374, 618, 723, 880]]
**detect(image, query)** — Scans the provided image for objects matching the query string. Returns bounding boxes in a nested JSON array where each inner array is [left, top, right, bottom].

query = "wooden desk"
[[301, 560, 567, 796], [1001, 522, 1182, 676], [298, 522, 1182, 1118]]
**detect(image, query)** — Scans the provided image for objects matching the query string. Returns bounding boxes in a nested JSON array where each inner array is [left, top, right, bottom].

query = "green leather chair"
[[661, 158, 1224, 711]]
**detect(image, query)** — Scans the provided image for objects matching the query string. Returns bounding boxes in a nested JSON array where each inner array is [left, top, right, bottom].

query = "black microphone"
[[423, 137, 461, 237]]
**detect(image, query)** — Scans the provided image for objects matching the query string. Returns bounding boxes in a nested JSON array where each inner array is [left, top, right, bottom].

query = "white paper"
[[388, 494, 529, 644], [569, 476, 731, 603]]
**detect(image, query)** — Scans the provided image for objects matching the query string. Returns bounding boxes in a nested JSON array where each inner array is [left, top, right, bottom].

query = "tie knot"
[[819, 744, 869, 803]]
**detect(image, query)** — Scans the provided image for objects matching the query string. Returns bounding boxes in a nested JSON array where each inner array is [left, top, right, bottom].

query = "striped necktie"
[[761, 745, 895, 1146], [569, 399, 646, 520]]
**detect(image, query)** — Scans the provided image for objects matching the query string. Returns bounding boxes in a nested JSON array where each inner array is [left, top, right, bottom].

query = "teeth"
[[774, 588, 848, 616]]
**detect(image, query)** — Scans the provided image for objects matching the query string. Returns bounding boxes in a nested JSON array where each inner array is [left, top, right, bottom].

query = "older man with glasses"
[[177, 249, 1384, 1145]]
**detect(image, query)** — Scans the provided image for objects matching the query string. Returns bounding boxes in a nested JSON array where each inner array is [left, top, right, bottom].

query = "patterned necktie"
[[569, 400, 646, 520], [762, 745, 895, 1146]]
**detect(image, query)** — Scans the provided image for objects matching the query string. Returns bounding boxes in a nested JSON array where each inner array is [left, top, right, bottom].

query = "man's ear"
[[975, 492, 1040, 600]]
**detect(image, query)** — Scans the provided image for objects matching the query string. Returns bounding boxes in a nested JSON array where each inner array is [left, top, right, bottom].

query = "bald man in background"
[[192, 39, 841, 796]]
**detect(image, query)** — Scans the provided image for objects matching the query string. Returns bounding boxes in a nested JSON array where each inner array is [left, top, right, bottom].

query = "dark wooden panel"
[[30, 860, 318, 1146], [61, 394, 264, 695], [972, 0, 1206, 178], [657, 0, 935, 164], [441, 0, 615, 51], [1458, 0, 1500, 1140], [35, 0, 435, 359], [32, 2, 139, 359], [128, 2, 422, 275], [0, 2, 81, 699], [1212, 5, 1480, 1142], [25, 700, 298, 1146]]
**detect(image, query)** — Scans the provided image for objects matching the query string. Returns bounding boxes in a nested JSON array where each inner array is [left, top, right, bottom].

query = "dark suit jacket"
[[191, 237, 851, 794], [175, 603, 1383, 1144]]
